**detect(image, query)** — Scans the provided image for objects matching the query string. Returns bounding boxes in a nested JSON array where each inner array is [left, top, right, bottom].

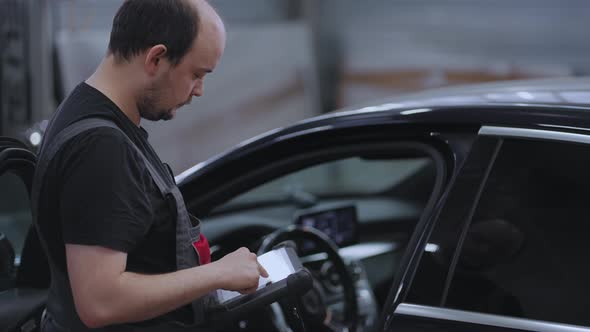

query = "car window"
[[203, 145, 442, 312], [0, 172, 32, 290], [445, 138, 590, 326], [0, 172, 31, 262], [219, 157, 431, 209]]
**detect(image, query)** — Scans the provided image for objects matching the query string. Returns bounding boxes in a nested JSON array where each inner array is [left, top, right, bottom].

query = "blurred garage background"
[[1, 0, 589, 174]]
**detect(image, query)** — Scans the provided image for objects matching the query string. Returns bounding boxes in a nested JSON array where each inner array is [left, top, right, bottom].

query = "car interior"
[[185, 141, 446, 331]]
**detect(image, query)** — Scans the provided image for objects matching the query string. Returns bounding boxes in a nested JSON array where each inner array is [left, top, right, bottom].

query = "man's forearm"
[[67, 245, 263, 328], [77, 263, 222, 328]]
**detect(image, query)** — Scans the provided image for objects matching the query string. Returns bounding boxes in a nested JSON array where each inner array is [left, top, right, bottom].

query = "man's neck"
[[85, 57, 142, 126]]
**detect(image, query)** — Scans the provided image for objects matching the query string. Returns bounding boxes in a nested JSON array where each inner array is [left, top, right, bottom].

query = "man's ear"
[[145, 44, 168, 76]]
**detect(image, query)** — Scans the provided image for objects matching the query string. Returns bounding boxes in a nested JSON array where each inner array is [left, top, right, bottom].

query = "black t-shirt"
[[37, 82, 192, 328]]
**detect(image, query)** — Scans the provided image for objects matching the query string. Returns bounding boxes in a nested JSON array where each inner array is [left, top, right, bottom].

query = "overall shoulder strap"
[[32, 118, 171, 217]]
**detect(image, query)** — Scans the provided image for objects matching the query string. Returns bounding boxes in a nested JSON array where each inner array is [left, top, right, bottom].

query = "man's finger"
[[258, 261, 269, 278], [239, 286, 258, 295]]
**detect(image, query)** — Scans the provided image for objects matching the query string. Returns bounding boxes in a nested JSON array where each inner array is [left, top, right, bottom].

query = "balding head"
[[189, 0, 226, 62], [192, 0, 225, 35], [107, 0, 225, 66]]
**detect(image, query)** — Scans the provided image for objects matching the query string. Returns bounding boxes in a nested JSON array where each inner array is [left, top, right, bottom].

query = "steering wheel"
[[258, 226, 358, 332]]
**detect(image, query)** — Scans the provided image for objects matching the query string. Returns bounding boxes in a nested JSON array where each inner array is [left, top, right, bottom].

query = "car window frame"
[[396, 136, 500, 307], [181, 123, 482, 216]]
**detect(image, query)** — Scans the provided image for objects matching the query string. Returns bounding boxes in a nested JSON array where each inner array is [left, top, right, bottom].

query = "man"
[[34, 0, 267, 330]]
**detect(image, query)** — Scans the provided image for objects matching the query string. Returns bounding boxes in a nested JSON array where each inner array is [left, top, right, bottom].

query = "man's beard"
[[137, 82, 174, 121]]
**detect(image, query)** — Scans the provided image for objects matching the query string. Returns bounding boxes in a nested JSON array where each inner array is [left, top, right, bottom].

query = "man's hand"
[[212, 247, 269, 294]]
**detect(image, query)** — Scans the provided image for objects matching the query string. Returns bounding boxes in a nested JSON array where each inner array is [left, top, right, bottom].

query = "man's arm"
[[66, 244, 267, 328]]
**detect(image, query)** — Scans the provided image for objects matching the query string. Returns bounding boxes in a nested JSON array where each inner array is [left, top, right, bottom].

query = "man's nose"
[[192, 82, 203, 97]]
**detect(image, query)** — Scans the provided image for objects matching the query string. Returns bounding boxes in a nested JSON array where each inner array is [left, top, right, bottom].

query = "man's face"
[[138, 23, 226, 121]]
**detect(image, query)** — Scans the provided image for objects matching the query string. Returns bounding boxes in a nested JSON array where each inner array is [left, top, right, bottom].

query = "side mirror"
[[0, 232, 16, 290]]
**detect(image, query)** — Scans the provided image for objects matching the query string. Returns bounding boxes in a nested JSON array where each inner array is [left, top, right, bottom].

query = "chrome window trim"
[[395, 303, 590, 332], [479, 126, 590, 144]]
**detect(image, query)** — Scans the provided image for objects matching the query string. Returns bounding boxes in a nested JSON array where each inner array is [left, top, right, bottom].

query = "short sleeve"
[[58, 128, 156, 252]]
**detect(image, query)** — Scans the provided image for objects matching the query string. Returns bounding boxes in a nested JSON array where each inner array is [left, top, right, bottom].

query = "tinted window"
[[446, 138, 590, 326], [406, 137, 499, 306]]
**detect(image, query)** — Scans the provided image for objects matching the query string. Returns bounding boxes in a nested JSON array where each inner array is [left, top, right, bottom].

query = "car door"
[[178, 119, 478, 331], [0, 137, 48, 332], [384, 126, 590, 331]]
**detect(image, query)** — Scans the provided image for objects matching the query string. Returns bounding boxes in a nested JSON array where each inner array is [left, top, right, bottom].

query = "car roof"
[[332, 76, 590, 115], [282, 76, 590, 133], [350, 76, 590, 108], [177, 77, 590, 184]]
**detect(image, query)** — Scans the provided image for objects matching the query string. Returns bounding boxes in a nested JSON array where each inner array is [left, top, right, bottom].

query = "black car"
[[2, 77, 590, 332]]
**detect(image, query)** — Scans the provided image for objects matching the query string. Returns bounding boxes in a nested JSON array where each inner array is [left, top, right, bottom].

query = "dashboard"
[[294, 204, 359, 252]]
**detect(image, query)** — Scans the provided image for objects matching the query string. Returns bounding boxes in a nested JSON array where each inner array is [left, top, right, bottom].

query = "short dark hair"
[[108, 0, 200, 65]]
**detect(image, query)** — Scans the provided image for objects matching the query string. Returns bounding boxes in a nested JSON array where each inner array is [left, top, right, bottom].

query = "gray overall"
[[32, 118, 214, 331]]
